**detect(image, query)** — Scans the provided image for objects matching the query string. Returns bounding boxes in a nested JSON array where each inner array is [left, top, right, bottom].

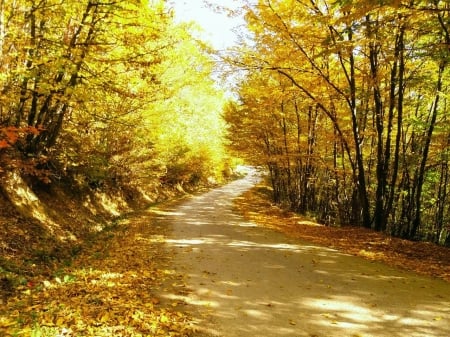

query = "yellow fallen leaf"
[[75, 318, 85, 327], [100, 313, 110, 323], [0, 317, 16, 328], [55, 316, 65, 326], [41, 313, 55, 326], [144, 302, 154, 309], [160, 314, 169, 323], [321, 313, 334, 319], [132, 310, 144, 321]]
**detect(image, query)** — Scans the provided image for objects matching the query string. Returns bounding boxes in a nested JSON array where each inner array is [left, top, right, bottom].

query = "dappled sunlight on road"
[[158, 170, 450, 337], [148, 209, 186, 217], [227, 241, 302, 251], [166, 238, 209, 246], [167, 236, 310, 252]]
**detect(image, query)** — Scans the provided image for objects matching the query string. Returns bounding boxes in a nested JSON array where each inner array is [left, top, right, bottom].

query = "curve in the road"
[[161, 170, 450, 337]]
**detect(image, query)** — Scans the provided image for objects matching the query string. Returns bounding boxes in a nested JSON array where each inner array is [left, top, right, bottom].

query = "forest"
[[0, 0, 449, 265], [0, 0, 449, 335], [0, 0, 231, 199], [0, 0, 233, 311], [0, 0, 449, 262], [225, 0, 450, 245]]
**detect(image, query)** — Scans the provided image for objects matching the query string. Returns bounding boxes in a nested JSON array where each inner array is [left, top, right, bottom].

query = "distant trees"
[[0, 0, 230, 191], [225, 0, 450, 244]]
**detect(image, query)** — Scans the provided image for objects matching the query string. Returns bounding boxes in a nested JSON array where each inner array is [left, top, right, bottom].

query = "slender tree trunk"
[[411, 60, 446, 238], [435, 158, 448, 243], [280, 102, 293, 206], [337, 20, 372, 228], [25, 1, 100, 154], [369, 38, 387, 232], [387, 25, 405, 232], [350, 49, 371, 228]]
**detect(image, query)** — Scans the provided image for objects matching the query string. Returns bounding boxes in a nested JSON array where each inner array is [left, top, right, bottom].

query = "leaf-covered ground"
[[234, 185, 450, 283], [0, 206, 196, 336], [2, 180, 448, 336]]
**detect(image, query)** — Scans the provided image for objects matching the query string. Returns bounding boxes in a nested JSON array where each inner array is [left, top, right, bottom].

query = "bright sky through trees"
[[169, 0, 244, 49]]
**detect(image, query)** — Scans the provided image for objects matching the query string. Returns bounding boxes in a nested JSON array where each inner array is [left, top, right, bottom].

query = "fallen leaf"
[[100, 312, 110, 323], [55, 316, 66, 326]]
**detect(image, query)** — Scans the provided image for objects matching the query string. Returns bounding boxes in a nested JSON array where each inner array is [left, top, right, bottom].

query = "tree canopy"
[[225, 0, 450, 244], [1, 0, 449, 248], [0, 0, 231, 193]]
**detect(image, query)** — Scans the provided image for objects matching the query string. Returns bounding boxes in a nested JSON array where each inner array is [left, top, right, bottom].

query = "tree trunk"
[[411, 60, 446, 238]]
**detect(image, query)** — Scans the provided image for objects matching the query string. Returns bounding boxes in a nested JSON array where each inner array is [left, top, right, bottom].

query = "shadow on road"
[[155, 172, 450, 337]]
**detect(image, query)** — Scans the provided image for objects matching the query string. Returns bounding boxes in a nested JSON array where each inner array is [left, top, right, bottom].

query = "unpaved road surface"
[[160, 170, 450, 337]]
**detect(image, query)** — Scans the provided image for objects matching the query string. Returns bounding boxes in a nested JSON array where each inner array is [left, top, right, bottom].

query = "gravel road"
[[161, 169, 450, 337]]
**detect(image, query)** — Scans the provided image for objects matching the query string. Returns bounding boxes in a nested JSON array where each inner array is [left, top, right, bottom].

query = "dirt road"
[[161, 170, 450, 337]]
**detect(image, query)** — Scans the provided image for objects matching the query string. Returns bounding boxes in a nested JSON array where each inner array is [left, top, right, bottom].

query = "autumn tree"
[[226, 0, 450, 244], [0, 0, 230, 194]]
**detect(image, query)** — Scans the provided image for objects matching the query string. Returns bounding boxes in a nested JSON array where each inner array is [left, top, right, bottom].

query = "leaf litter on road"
[[0, 209, 197, 337], [4, 180, 448, 336], [234, 184, 450, 283]]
